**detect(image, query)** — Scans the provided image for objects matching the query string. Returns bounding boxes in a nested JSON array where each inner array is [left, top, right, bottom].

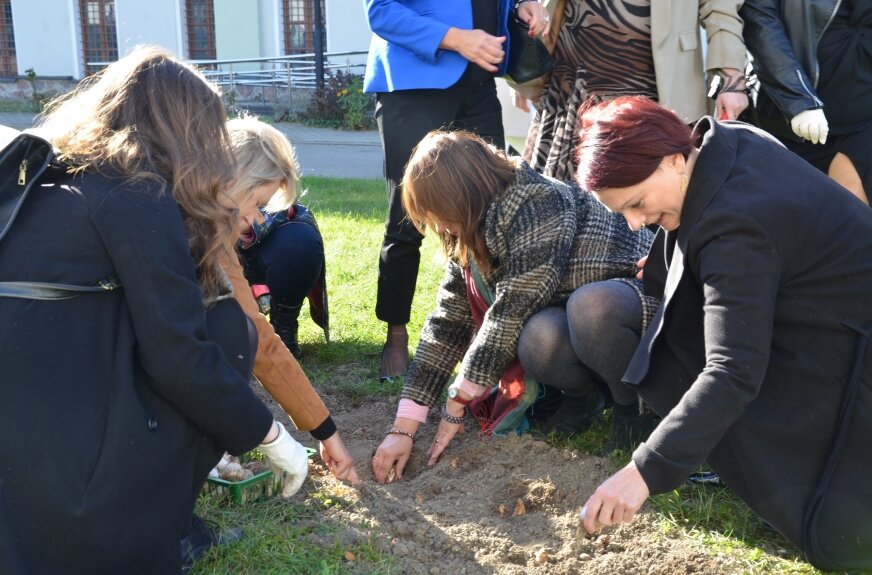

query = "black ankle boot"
[[270, 303, 302, 359], [603, 406, 660, 455], [181, 515, 243, 574], [539, 386, 607, 436]]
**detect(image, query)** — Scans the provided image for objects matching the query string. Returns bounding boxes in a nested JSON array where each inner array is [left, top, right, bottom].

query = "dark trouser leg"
[[566, 281, 643, 406], [240, 221, 323, 308], [565, 281, 656, 451], [374, 80, 505, 325], [374, 81, 504, 378], [517, 306, 607, 435], [240, 221, 323, 357]]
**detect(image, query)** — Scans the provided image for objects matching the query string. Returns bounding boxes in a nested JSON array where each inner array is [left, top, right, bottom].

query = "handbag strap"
[[0, 276, 121, 300]]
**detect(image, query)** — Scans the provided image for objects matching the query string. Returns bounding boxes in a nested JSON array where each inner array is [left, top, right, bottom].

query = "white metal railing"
[[88, 50, 368, 91]]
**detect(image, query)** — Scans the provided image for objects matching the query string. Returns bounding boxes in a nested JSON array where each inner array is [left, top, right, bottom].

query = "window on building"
[[80, 0, 118, 73], [186, 0, 216, 60], [283, 0, 325, 55], [0, 0, 16, 77]]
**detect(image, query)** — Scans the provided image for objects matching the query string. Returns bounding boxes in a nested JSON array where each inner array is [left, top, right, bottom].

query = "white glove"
[[258, 422, 309, 497], [791, 109, 829, 145]]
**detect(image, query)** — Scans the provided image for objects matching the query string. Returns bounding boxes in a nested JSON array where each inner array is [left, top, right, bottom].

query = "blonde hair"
[[37, 45, 235, 299], [402, 130, 516, 274], [226, 115, 300, 212]]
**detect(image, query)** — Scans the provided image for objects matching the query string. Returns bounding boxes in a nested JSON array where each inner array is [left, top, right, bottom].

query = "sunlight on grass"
[[650, 486, 835, 575], [193, 493, 395, 575]]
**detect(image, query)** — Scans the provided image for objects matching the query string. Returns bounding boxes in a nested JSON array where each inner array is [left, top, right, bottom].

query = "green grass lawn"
[[193, 176, 833, 575]]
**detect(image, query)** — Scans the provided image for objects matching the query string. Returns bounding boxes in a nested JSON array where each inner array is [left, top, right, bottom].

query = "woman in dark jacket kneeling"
[[575, 96, 872, 571], [0, 47, 308, 574]]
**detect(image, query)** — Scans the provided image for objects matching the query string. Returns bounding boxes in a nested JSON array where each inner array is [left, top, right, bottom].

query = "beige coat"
[[652, 0, 747, 123]]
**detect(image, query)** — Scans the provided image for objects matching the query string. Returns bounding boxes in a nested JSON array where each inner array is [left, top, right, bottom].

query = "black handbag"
[[504, 16, 555, 84], [0, 130, 121, 300]]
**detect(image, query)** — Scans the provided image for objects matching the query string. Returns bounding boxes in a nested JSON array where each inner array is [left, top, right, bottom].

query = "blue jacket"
[[363, 0, 511, 93]]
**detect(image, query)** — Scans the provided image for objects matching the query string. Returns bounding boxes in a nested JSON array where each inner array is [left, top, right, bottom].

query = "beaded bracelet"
[[440, 404, 466, 425], [387, 428, 416, 441]]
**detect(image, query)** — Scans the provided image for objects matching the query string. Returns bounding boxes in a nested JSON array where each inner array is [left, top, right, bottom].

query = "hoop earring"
[[680, 172, 689, 194]]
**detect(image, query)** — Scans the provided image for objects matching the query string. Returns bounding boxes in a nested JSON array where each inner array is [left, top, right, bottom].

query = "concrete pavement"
[[0, 111, 383, 180]]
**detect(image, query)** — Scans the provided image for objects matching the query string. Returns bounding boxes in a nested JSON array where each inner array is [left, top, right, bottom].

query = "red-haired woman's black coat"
[[625, 118, 872, 571]]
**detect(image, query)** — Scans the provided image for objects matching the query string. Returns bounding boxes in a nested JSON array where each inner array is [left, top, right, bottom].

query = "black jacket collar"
[[675, 117, 739, 252]]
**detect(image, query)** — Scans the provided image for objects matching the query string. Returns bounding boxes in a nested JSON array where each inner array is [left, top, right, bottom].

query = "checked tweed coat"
[[402, 160, 656, 407]]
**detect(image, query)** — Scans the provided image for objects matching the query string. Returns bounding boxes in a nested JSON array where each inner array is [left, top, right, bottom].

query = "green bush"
[[298, 71, 375, 130]]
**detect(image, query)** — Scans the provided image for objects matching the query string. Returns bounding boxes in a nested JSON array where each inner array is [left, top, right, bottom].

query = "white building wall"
[[258, 0, 282, 58], [9, 0, 371, 81], [215, 0, 261, 60], [325, 0, 368, 54], [11, 0, 79, 78], [325, 0, 369, 74], [114, 0, 184, 58]]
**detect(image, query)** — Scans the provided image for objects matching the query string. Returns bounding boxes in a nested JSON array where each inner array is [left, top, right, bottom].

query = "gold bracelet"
[[387, 428, 416, 441]]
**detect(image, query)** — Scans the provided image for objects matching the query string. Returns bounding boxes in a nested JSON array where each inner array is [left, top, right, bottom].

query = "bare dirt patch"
[[254, 383, 749, 575]]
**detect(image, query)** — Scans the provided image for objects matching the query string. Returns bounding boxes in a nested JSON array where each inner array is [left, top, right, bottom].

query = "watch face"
[[448, 388, 459, 399]]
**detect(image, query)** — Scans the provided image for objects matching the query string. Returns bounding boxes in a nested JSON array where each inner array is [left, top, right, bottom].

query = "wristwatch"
[[447, 386, 474, 406]]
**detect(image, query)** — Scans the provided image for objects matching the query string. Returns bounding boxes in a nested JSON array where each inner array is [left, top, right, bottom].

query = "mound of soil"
[[270, 386, 745, 575]]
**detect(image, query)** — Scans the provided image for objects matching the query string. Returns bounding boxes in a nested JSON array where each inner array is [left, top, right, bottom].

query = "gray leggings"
[[517, 280, 642, 407]]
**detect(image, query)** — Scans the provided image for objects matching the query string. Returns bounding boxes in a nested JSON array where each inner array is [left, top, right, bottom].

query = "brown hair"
[[576, 96, 694, 191], [226, 114, 300, 212], [37, 45, 236, 300], [401, 130, 516, 274]]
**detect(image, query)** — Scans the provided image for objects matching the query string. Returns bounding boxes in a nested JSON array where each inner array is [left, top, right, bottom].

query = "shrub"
[[298, 71, 375, 130]]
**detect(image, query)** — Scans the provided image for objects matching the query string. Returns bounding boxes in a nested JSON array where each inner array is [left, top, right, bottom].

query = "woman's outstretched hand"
[[427, 414, 465, 467], [372, 418, 419, 483], [581, 460, 649, 534], [319, 433, 360, 485]]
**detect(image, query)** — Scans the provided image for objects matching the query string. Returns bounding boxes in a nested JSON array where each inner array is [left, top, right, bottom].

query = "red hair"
[[576, 96, 694, 191]]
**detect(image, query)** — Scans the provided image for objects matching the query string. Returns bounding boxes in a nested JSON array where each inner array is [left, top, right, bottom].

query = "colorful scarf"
[[464, 262, 539, 435]]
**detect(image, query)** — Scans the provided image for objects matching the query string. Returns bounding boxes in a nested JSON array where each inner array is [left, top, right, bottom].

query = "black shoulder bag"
[[0, 130, 121, 300], [504, 16, 555, 84]]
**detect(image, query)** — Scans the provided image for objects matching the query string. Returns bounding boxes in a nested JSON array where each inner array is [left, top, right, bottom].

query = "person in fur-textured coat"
[[372, 130, 658, 483]]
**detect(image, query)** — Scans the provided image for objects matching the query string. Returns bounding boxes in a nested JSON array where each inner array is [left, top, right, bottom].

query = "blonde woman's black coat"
[[624, 118, 872, 571], [0, 167, 274, 574]]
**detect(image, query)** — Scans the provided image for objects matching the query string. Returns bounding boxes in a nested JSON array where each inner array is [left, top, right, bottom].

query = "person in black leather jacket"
[[742, 0, 872, 205]]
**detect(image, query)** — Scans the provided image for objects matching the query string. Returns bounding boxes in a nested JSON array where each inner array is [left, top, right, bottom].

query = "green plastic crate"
[[203, 447, 316, 504]]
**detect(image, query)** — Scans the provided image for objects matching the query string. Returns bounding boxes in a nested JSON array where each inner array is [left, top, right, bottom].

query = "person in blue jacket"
[[364, 0, 550, 379]]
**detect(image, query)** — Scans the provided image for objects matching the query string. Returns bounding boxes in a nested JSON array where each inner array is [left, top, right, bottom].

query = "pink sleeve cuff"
[[397, 398, 429, 423], [459, 378, 487, 398]]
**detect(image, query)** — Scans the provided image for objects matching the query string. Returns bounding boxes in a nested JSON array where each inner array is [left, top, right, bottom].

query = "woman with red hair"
[[575, 95, 872, 571]]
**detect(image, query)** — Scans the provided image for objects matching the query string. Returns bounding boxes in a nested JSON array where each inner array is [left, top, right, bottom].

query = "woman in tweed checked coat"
[[372, 131, 657, 482]]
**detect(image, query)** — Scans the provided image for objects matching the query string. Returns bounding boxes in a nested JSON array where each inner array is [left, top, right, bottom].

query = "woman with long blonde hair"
[[372, 130, 657, 483], [222, 115, 358, 485], [0, 47, 307, 574]]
